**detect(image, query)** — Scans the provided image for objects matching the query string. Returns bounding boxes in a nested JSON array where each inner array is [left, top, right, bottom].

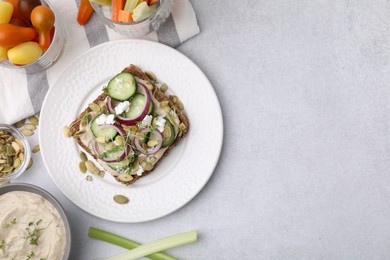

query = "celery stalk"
[[104, 230, 198, 260], [88, 227, 176, 260]]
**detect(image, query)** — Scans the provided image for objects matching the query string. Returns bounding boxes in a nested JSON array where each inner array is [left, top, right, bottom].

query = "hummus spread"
[[0, 191, 66, 260]]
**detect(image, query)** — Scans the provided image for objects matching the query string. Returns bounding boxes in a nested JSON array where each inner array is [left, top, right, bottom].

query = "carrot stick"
[[111, 0, 125, 22], [118, 10, 133, 23], [77, 0, 94, 25]]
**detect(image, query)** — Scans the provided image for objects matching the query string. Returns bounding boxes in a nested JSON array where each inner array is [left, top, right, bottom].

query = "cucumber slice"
[[91, 115, 118, 139], [125, 93, 146, 118], [105, 144, 127, 160], [107, 72, 136, 101], [108, 156, 132, 171], [148, 100, 154, 115], [162, 120, 175, 148]]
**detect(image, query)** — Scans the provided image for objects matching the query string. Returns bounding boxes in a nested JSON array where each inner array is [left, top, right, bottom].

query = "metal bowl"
[[0, 183, 71, 260]]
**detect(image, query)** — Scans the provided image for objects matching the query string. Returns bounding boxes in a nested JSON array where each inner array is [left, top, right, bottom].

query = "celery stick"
[[88, 227, 176, 260], [104, 231, 198, 260]]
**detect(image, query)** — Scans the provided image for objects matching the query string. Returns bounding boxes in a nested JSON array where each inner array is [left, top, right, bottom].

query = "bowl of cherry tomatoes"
[[0, 0, 65, 73]]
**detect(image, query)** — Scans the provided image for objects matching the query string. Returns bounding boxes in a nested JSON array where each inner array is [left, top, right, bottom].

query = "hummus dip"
[[0, 191, 66, 260]]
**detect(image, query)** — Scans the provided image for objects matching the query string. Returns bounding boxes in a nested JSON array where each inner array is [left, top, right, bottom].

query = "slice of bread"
[[67, 64, 189, 185]]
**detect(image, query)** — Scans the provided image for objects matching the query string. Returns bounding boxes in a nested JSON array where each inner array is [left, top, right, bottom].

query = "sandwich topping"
[[72, 69, 187, 184]]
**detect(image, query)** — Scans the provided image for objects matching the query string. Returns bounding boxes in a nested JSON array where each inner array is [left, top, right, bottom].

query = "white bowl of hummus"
[[0, 183, 71, 260]]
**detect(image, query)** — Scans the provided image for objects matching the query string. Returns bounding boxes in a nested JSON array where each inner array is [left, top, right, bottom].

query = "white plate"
[[40, 40, 223, 223]]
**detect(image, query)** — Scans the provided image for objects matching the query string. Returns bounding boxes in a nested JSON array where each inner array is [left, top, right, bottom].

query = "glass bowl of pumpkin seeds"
[[0, 124, 31, 182]]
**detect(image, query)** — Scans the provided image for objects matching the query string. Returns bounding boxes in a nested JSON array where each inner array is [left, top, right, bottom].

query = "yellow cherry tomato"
[[0, 2, 14, 24], [0, 47, 8, 62], [7, 41, 42, 65]]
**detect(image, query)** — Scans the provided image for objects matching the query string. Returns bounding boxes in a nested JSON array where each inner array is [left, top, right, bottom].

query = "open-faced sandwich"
[[65, 64, 189, 185]]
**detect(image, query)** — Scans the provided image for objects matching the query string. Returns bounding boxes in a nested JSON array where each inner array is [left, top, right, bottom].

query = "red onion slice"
[[106, 96, 116, 114], [114, 83, 151, 126], [93, 141, 131, 163], [133, 128, 163, 155]]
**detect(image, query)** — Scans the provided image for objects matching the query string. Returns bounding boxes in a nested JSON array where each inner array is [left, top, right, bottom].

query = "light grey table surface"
[[13, 0, 390, 259]]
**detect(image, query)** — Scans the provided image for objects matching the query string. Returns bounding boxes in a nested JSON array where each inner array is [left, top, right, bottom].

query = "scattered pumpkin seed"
[[79, 161, 87, 173], [96, 136, 107, 143], [89, 103, 101, 112], [160, 83, 168, 93], [23, 124, 36, 131], [114, 136, 124, 146], [80, 151, 88, 162], [97, 170, 105, 177], [32, 144, 40, 153], [113, 195, 129, 204], [28, 116, 39, 125], [63, 126, 72, 137], [21, 129, 33, 136], [73, 130, 86, 138], [86, 175, 93, 181], [144, 81, 154, 91], [169, 95, 178, 104], [176, 100, 184, 110], [145, 71, 157, 81], [141, 162, 153, 171], [14, 119, 25, 128], [118, 173, 133, 182], [147, 139, 159, 147], [85, 160, 100, 174]]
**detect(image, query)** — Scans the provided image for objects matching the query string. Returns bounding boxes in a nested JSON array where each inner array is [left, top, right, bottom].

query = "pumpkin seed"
[[145, 71, 157, 81], [160, 83, 168, 93], [144, 81, 154, 91], [86, 175, 93, 181], [176, 100, 184, 110], [79, 162, 87, 173], [32, 144, 40, 153], [29, 116, 39, 125], [14, 119, 26, 128], [141, 162, 153, 171], [80, 151, 88, 162], [13, 158, 21, 168], [89, 103, 101, 112], [169, 95, 178, 104], [85, 160, 100, 174], [114, 136, 124, 146], [2, 166, 13, 173], [73, 130, 86, 138], [63, 126, 72, 137], [97, 170, 105, 177], [11, 142, 21, 154], [96, 136, 107, 143], [118, 173, 133, 182], [19, 153, 24, 161], [21, 129, 33, 136], [6, 145, 15, 156], [147, 139, 159, 147], [113, 195, 129, 204], [23, 124, 36, 131]]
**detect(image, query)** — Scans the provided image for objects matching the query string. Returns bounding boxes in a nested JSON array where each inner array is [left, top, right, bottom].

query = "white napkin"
[[0, 0, 199, 124]]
